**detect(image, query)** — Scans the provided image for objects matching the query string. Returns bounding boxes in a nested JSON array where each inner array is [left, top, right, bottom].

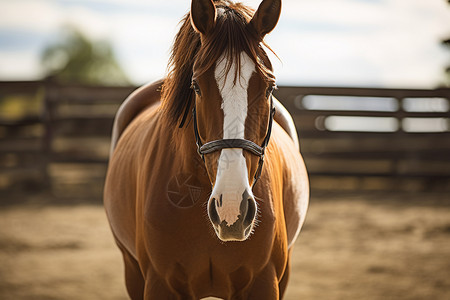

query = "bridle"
[[191, 87, 276, 187]]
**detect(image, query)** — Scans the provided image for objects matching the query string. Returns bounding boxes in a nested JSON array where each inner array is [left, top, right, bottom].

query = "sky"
[[0, 0, 449, 88]]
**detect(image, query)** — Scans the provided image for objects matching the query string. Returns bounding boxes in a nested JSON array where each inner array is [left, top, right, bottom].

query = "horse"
[[104, 0, 309, 299]]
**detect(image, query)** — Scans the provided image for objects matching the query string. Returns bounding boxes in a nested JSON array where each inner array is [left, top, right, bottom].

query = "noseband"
[[192, 93, 275, 187]]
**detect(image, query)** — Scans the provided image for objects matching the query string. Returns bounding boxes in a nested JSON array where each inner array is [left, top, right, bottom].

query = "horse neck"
[[166, 114, 207, 175]]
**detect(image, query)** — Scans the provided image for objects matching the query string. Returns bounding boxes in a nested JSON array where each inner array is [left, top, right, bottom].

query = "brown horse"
[[104, 0, 309, 299]]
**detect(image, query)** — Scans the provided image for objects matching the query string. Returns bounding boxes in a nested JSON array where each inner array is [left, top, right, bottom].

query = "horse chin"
[[212, 220, 255, 242]]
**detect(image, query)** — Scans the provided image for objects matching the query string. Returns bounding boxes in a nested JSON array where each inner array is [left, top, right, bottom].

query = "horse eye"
[[191, 81, 201, 96]]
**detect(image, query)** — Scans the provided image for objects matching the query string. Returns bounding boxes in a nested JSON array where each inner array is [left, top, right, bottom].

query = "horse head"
[[190, 0, 281, 241]]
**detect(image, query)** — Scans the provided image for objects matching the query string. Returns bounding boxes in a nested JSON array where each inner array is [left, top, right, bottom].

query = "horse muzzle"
[[208, 191, 257, 242]]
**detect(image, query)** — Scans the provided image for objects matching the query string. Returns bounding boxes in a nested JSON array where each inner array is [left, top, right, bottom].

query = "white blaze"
[[212, 52, 255, 226]]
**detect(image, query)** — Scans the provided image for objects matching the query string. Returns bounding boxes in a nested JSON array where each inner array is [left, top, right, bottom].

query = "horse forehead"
[[214, 52, 256, 96], [214, 52, 255, 139]]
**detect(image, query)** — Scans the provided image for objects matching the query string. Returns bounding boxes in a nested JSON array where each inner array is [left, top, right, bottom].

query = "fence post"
[[42, 78, 57, 193]]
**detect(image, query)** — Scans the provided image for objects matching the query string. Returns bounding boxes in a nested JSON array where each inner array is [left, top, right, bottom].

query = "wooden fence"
[[0, 81, 449, 200], [0, 81, 134, 199], [275, 86, 450, 191]]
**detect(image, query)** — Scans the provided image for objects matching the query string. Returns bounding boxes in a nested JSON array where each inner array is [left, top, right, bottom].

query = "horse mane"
[[161, 0, 276, 128]]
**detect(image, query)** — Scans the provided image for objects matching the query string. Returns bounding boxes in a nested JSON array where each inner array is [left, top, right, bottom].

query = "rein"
[[192, 93, 275, 187]]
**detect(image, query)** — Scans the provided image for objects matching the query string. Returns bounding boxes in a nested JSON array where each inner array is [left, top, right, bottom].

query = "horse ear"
[[191, 0, 217, 35], [250, 0, 282, 38]]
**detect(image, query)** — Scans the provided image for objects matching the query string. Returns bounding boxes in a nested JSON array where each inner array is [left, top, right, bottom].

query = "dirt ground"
[[0, 192, 449, 300]]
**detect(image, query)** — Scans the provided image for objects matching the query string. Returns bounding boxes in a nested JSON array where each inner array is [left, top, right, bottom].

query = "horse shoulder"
[[273, 96, 300, 150], [110, 79, 164, 156], [271, 123, 309, 248], [105, 104, 163, 259]]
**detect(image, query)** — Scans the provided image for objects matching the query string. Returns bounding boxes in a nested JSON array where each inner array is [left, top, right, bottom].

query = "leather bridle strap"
[[200, 139, 264, 156], [192, 95, 275, 187]]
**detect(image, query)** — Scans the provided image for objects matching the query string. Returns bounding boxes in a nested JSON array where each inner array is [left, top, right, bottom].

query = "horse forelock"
[[161, 0, 276, 128]]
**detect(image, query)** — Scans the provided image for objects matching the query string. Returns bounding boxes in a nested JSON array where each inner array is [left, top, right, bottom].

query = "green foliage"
[[41, 27, 130, 86]]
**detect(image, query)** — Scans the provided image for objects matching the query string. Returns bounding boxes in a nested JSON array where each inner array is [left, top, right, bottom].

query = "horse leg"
[[144, 271, 195, 300], [245, 266, 280, 300], [278, 255, 291, 299], [117, 243, 145, 299]]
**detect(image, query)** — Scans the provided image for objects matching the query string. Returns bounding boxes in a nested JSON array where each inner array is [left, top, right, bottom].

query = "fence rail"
[[1, 81, 449, 199], [274, 86, 450, 191]]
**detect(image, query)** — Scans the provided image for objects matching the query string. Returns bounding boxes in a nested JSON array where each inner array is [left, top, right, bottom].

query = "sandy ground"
[[0, 193, 449, 300]]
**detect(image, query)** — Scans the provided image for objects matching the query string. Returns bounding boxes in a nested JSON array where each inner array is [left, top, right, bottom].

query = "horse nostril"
[[241, 190, 256, 228], [208, 198, 221, 226], [243, 198, 257, 227]]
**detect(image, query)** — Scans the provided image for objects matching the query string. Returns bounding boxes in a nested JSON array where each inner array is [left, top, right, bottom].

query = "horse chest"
[[139, 186, 279, 274], [141, 203, 279, 298]]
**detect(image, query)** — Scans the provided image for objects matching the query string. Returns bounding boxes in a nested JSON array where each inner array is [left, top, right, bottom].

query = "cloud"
[[106, 13, 181, 83], [0, 0, 63, 32], [265, 0, 450, 87], [0, 0, 187, 82], [0, 0, 449, 87], [0, 50, 43, 80]]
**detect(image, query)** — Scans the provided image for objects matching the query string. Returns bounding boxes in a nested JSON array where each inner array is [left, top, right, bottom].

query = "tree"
[[41, 27, 130, 86]]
